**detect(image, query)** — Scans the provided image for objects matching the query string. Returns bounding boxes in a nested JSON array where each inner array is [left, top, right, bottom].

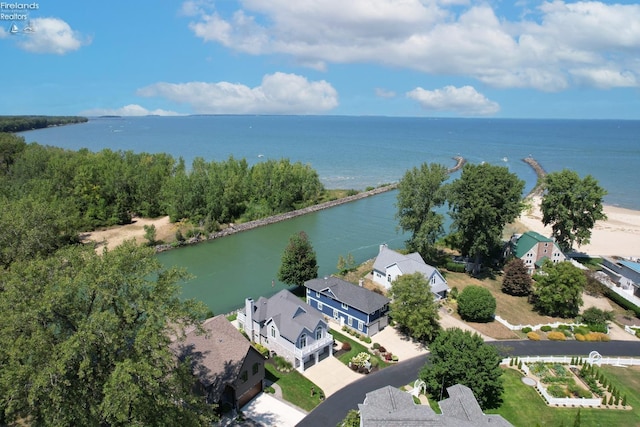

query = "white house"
[[237, 289, 334, 372], [372, 244, 449, 299]]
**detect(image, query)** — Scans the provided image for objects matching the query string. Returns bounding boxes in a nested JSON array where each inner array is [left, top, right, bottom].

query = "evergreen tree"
[[502, 258, 532, 296], [277, 231, 319, 286]]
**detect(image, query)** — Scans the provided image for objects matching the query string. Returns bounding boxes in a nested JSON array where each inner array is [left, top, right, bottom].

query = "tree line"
[[0, 132, 324, 268], [0, 115, 88, 133]]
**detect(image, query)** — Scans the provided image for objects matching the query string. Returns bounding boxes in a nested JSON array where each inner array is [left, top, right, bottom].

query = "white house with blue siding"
[[304, 276, 390, 337], [372, 244, 449, 300]]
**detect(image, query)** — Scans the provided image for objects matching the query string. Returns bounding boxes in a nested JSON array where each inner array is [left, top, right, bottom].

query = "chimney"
[[379, 243, 387, 253], [245, 298, 254, 341], [359, 279, 364, 287]]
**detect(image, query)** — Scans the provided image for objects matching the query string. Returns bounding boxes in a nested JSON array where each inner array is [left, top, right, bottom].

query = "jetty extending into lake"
[[156, 156, 466, 252], [523, 157, 547, 197]]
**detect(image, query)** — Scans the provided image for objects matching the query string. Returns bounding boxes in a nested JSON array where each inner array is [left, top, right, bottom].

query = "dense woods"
[[0, 115, 88, 133], [0, 130, 324, 268]]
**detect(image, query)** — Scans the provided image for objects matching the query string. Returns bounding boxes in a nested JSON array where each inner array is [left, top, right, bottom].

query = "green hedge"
[[446, 262, 466, 273], [605, 289, 640, 318]]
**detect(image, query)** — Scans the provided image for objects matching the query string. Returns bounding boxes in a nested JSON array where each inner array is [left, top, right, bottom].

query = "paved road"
[[296, 340, 640, 427]]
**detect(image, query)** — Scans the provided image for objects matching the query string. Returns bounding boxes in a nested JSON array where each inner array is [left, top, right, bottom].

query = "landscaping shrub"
[[378, 346, 387, 354], [562, 329, 572, 337], [604, 289, 640, 318], [635, 329, 640, 339], [391, 355, 399, 362], [446, 262, 466, 273], [557, 324, 570, 330], [575, 333, 585, 341], [547, 331, 566, 341], [547, 384, 567, 398], [585, 332, 610, 342], [253, 342, 270, 358], [588, 323, 608, 333], [457, 285, 496, 322], [342, 341, 352, 351], [273, 355, 293, 372], [527, 331, 541, 341], [449, 286, 459, 299], [540, 325, 552, 332], [372, 342, 380, 350], [573, 326, 589, 336], [522, 327, 532, 334]]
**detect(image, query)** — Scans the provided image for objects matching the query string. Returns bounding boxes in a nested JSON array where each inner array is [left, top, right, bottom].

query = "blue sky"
[[1, 0, 639, 118]]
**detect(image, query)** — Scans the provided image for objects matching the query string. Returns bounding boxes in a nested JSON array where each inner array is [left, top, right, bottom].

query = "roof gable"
[[514, 231, 556, 258], [305, 276, 390, 313], [373, 246, 437, 278], [254, 289, 325, 343]]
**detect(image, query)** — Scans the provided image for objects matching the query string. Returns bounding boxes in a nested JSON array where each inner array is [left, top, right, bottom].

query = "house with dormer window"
[[304, 276, 390, 337], [237, 289, 333, 372], [372, 244, 449, 299]]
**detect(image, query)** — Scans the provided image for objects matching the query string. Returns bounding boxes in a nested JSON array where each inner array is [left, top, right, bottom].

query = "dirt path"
[[80, 216, 175, 252]]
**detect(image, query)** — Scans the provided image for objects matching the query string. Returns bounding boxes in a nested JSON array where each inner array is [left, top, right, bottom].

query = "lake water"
[[22, 116, 640, 314]]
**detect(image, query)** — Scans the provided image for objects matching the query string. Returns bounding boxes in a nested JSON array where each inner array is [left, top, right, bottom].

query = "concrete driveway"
[[303, 353, 361, 397], [241, 393, 306, 427]]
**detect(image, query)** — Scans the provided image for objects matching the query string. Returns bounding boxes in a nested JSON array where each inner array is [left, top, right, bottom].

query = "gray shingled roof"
[[170, 315, 254, 401], [358, 384, 513, 427], [373, 246, 437, 278], [253, 289, 324, 344], [305, 276, 390, 314]]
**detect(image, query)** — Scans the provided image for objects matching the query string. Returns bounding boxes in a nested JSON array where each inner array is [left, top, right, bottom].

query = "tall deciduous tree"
[[277, 231, 319, 286], [533, 260, 586, 318], [396, 163, 449, 262], [448, 163, 524, 268], [0, 242, 215, 426], [540, 169, 607, 252], [389, 272, 440, 342], [419, 328, 503, 409], [502, 258, 532, 296]]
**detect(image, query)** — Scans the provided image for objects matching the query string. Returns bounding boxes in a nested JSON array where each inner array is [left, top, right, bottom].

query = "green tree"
[[533, 260, 586, 318], [396, 163, 449, 262], [448, 163, 524, 268], [540, 169, 607, 252], [0, 242, 215, 426], [143, 224, 157, 246], [389, 272, 440, 342], [338, 409, 360, 427], [580, 307, 613, 329], [277, 231, 319, 286], [501, 258, 532, 296], [419, 328, 503, 409], [457, 285, 496, 322]]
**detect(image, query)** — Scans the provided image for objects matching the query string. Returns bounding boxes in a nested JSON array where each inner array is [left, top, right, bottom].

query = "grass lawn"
[[264, 363, 323, 412], [487, 367, 640, 427], [329, 329, 389, 369]]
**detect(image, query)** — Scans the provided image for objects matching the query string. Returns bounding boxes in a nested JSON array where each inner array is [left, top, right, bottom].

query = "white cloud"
[[183, 0, 640, 91], [375, 88, 396, 98], [407, 85, 500, 116], [16, 17, 89, 54], [79, 104, 181, 117], [137, 72, 338, 114]]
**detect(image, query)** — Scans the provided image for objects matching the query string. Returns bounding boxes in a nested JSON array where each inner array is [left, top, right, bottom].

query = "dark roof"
[[253, 289, 325, 343], [170, 315, 256, 401], [305, 276, 390, 313]]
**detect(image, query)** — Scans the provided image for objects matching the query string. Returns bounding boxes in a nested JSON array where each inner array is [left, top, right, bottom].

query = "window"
[[318, 302, 323, 311], [299, 333, 307, 348], [387, 274, 392, 282], [252, 363, 259, 375], [358, 320, 363, 331], [348, 316, 353, 326], [341, 302, 348, 310], [241, 370, 248, 382], [316, 326, 323, 340], [333, 309, 339, 319], [270, 326, 276, 338], [316, 291, 320, 297]]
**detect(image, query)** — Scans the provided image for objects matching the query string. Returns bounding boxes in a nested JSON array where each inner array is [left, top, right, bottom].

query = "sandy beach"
[[517, 196, 640, 258]]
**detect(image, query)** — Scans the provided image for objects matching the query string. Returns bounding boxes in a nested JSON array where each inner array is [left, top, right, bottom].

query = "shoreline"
[[519, 157, 640, 257]]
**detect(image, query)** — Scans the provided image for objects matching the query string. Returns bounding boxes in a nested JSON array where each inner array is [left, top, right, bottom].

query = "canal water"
[[158, 190, 410, 315]]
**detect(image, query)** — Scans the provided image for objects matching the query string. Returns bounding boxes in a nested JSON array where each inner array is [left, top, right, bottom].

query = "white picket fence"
[[494, 315, 586, 332], [503, 356, 640, 408]]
